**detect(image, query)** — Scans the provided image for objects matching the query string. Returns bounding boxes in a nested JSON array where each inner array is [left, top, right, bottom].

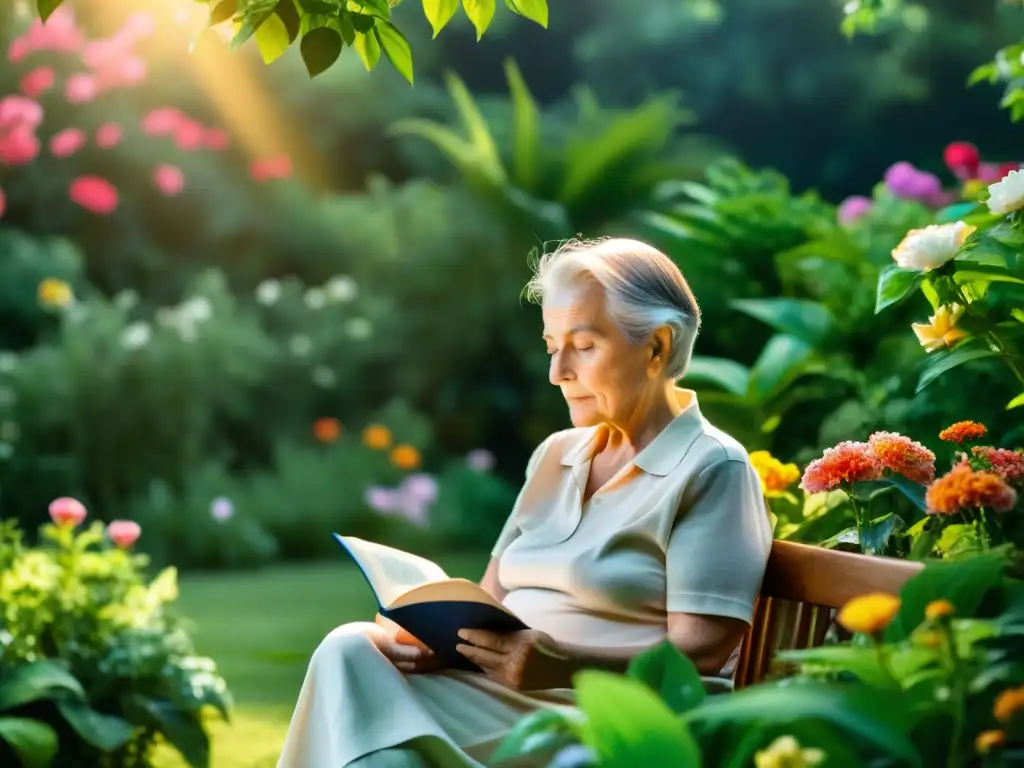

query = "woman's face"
[[542, 280, 658, 428]]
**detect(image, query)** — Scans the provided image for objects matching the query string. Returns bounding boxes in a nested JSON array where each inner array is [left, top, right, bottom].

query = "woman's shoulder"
[[525, 427, 595, 476], [683, 416, 756, 478]]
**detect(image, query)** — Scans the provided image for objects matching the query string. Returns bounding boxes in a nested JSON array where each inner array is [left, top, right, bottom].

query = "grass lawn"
[[154, 551, 491, 768]]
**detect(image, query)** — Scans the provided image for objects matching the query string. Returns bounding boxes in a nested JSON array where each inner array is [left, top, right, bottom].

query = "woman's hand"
[[455, 628, 564, 691], [373, 615, 442, 674]]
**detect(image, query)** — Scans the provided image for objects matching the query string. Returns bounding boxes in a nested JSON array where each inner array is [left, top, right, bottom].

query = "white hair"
[[523, 237, 701, 380]]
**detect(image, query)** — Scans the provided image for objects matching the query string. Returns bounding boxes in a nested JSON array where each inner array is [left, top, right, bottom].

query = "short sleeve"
[[665, 458, 773, 624], [490, 435, 553, 558]]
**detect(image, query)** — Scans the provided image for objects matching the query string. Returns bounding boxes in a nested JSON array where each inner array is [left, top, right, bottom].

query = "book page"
[[336, 536, 449, 607]]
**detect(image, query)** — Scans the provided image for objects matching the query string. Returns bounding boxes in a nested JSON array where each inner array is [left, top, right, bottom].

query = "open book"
[[333, 534, 528, 673]]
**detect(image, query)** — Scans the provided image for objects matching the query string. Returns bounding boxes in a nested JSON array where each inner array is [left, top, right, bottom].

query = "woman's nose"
[[549, 351, 573, 384]]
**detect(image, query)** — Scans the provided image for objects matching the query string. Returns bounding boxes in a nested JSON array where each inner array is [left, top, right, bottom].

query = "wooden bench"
[[733, 539, 925, 688]]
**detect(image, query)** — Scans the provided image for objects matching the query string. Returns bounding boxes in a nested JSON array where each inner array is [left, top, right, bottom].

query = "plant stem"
[[848, 492, 865, 552], [943, 622, 968, 768]]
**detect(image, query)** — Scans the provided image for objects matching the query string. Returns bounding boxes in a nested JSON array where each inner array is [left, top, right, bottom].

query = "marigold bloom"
[[975, 730, 1006, 754], [390, 444, 421, 470], [867, 431, 936, 485], [925, 599, 954, 621], [925, 464, 1017, 515], [313, 417, 341, 443], [800, 441, 883, 494], [837, 592, 901, 635], [37, 277, 74, 308], [993, 686, 1024, 723], [972, 446, 1024, 487], [362, 424, 392, 450], [939, 421, 987, 444], [750, 451, 800, 496]]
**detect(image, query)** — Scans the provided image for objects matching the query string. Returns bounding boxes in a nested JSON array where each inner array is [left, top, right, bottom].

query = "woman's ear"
[[649, 328, 672, 371]]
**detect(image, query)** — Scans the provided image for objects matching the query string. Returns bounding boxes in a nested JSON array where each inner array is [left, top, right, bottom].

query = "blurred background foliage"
[[1, 0, 1022, 570]]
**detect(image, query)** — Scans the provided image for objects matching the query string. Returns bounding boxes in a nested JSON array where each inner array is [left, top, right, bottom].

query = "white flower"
[[210, 497, 234, 522], [304, 288, 326, 310], [180, 296, 212, 324], [256, 279, 282, 306], [114, 290, 138, 311], [325, 276, 357, 303], [121, 321, 152, 350], [312, 366, 337, 388], [288, 334, 312, 356], [986, 169, 1024, 215], [843, 0, 859, 13], [345, 317, 372, 339], [891, 221, 975, 271], [0, 353, 16, 373]]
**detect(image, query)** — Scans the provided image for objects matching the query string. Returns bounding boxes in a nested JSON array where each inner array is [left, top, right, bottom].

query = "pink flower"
[[69, 176, 118, 215], [111, 57, 146, 87], [153, 164, 185, 196], [26, 8, 83, 54], [401, 473, 439, 504], [49, 497, 87, 527], [20, 67, 55, 99], [204, 127, 229, 151], [838, 195, 871, 226], [0, 96, 44, 130], [365, 486, 400, 513], [173, 120, 204, 151], [800, 441, 883, 494], [8, 36, 31, 63], [0, 125, 41, 165], [977, 163, 1005, 183], [210, 496, 234, 522], [0, 187, 5, 219], [95, 123, 122, 149], [64, 74, 97, 104], [884, 161, 943, 204], [50, 127, 86, 158], [107, 520, 141, 548], [250, 155, 293, 182], [123, 11, 156, 39], [141, 107, 181, 136], [467, 448, 495, 472], [398, 495, 429, 527]]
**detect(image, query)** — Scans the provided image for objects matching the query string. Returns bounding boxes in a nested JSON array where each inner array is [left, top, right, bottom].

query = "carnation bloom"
[[750, 450, 800, 496], [972, 447, 1024, 487], [49, 497, 87, 527], [69, 176, 118, 215], [107, 520, 141, 548], [925, 463, 1017, 515], [911, 304, 968, 352], [891, 222, 975, 272], [837, 592, 901, 635], [986, 169, 1024, 216], [939, 421, 987, 444], [867, 431, 936, 484], [800, 441, 883, 494]]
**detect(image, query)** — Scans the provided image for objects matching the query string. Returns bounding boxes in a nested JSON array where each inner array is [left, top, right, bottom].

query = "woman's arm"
[[479, 557, 507, 602]]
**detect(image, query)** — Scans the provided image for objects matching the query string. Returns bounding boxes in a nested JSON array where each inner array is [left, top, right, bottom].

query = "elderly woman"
[[277, 238, 773, 768]]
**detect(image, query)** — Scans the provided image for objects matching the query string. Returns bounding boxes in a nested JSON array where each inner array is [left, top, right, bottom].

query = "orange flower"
[[972, 446, 1024, 488], [750, 451, 800, 496], [924, 599, 954, 621], [362, 424, 392, 450], [37, 277, 74, 308], [975, 730, 1006, 754], [800, 441, 883, 494], [390, 444, 421, 470], [993, 686, 1024, 722], [939, 421, 987, 444], [837, 592, 901, 635], [925, 463, 1017, 515], [313, 417, 341, 443], [867, 431, 936, 485]]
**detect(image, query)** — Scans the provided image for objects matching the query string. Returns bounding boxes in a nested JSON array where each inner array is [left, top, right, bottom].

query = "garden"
[[1, 0, 1024, 765]]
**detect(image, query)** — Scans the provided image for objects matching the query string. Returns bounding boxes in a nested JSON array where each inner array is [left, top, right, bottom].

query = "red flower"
[[925, 463, 1017, 515], [868, 431, 936, 485], [944, 141, 981, 180], [972, 447, 1024, 488], [800, 441, 883, 494], [69, 176, 118, 215]]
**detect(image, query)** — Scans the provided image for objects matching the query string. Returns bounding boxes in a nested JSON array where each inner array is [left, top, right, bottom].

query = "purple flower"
[[365, 486, 400, 515], [398, 495, 430, 527], [884, 162, 943, 203], [466, 448, 495, 473], [210, 497, 234, 523], [401, 473, 439, 504], [837, 195, 872, 225]]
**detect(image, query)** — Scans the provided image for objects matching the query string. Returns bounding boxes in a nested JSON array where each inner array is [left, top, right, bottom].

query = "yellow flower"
[[389, 444, 421, 470], [911, 304, 969, 353], [754, 735, 825, 768], [837, 592, 901, 635], [362, 424, 392, 450], [975, 730, 1006, 754], [962, 179, 986, 202], [37, 278, 74, 309], [750, 451, 800, 497], [925, 599, 954, 621], [993, 685, 1024, 723]]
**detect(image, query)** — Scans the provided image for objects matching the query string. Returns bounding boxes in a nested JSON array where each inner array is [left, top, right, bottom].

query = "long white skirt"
[[276, 623, 576, 768]]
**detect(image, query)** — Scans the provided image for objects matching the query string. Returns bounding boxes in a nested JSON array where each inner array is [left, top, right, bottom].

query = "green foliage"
[[0, 518, 230, 767]]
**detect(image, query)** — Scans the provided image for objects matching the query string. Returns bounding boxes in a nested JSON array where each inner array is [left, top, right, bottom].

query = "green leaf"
[[36, 0, 61, 22], [491, 708, 582, 763], [747, 333, 816, 403], [954, 269, 1024, 287], [254, 12, 290, 63], [350, 12, 376, 32], [126, 696, 210, 768], [0, 661, 85, 711], [300, 26, 342, 76], [575, 671, 701, 767], [684, 681, 920, 766], [916, 344, 999, 393], [230, 0, 279, 48], [876, 264, 924, 313], [730, 298, 833, 346], [685, 356, 749, 397], [462, 0, 496, 40], [933, 523, 984, 558], [422, 0, 459, 37], [209, 0, 237, 25], [353, 0, 390, 18], [626, 640, 706, 714], [1007, 392, 1024, 410], [504, 58, 541, 190], [353, 30, 381, 70], [504, 0, 548, 26], [56, 702, 134, 752], [0, 717, 57, 768], [374, 22, 413, 84], [860, 513, 905, 556], [774, 646, 895, 688], [885, 550, 1006, 642], [275, 0, 301, 41]]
